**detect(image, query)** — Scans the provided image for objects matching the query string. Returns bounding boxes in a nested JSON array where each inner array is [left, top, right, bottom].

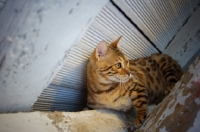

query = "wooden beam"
[[135, 55, 200, 132]]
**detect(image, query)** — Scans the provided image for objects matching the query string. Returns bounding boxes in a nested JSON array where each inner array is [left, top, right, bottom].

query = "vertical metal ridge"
[[137, 0, 169, 44], [54, 74, 86, 83], [88, 26, 113, 43], [102, 6, 147, 47], [97, 4, 157, 57], [96, 15, 121, 36], [150, 0, 179, 37], [110, 0, 162, 53], [32, 85, 87, 112], [173, 0, 190, 24], [125, 0, 168, 49]]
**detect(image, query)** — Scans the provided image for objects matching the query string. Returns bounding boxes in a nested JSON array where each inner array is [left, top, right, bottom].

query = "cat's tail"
[[151, 53, 183, 94]]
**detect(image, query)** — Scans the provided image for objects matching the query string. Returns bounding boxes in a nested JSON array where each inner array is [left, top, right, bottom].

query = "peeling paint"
[[195, 98, 200, 105], [163, 7, 200, 68], [159, 126, 167, 132], [47, 112, 63, 132], [188, 111, 200, 132]]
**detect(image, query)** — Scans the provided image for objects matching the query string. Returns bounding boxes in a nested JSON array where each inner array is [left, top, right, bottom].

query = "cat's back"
[[129, 53, 183, 103], [129, 53, 183, 82]]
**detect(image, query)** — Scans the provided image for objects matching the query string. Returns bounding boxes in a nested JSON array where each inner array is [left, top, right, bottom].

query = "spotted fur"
[[87, 37, 183, 127]]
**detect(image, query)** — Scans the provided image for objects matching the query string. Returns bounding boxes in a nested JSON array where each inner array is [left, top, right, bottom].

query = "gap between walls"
[[110, 0, 162, 53]]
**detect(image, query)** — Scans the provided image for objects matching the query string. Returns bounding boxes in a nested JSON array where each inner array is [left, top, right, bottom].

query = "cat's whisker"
[[119, 76, 123, 88], [119, 76, 126, 90], [122, 82, 126, 90], [120, 78, 122, 89]]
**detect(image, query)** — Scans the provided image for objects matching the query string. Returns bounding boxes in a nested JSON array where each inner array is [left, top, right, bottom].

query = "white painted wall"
[[163, 6, 200, 69], [0, 0, 108, 112]]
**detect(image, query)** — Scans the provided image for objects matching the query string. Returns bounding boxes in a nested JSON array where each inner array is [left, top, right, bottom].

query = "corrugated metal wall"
[[32, 0, 200, 112], [33, 84, 87, 111], [113, 0, 200, 51]]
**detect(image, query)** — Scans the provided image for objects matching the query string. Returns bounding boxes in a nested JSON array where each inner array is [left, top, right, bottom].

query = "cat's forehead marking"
[[109, 46, 126, 59], [118, 57, 123, 61]]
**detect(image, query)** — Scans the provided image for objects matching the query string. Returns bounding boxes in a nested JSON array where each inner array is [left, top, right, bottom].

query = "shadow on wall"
[[32, 84, 87, 112]]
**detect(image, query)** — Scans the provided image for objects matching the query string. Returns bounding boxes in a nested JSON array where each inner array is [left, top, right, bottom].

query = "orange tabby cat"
[[87, 37, 183, 127]]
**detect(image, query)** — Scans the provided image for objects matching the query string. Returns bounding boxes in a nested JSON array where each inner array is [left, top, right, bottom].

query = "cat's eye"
[[114, 63, 121, 69]]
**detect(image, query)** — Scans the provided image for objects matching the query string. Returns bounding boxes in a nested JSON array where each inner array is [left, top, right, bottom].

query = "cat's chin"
[[114, 76, 131, 83], [120, 77, 130, 83]]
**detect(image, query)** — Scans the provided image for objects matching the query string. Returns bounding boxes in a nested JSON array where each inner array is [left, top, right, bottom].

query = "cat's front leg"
[[132, 92, 148, 128]]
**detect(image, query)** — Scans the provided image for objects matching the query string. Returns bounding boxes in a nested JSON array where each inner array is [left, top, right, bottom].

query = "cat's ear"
[[111, 36, 122, 48], [95, 41, 108, 61]]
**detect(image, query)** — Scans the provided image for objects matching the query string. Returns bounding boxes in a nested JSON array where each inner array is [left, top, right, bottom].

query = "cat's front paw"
[[134, 115, 146, 128]]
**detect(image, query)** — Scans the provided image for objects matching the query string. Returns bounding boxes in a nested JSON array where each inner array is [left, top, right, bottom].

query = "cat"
[[86, 37, 183, 128]]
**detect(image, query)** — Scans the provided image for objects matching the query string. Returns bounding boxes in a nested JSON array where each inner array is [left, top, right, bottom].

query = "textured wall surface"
[[113, 0, 200, 51], [0, 0, 7, 12], [163, 6, 200, 69], [0, 0, 108, 112]]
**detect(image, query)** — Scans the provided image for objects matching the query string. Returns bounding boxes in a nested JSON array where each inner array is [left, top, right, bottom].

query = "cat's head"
[[92, 37, 131, 83]]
